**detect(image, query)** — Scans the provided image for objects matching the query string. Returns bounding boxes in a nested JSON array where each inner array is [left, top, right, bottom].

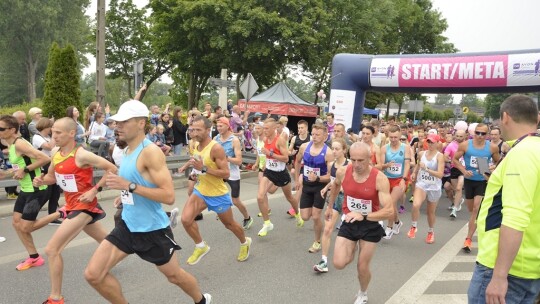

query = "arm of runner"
[[226, 137, 243, 166], [206, 143, 230, 180], [453, 141, 471, 177], [320, 149, 335, 183], [402, 145, 411, 180], [327, 165, 345, 208], [288, 136, 296, 154], [411, 151, 423, 183], [428, 152, 445, 180], [373, 145, 381, 167], [490, 143, 501, 164], [294, 143, 307, 187], [376, 145, 387, 171], [370, 172, 393, 221], [272, 136, 289, 163], [12, 140, 50, 180], [77, 148, 118, 203]]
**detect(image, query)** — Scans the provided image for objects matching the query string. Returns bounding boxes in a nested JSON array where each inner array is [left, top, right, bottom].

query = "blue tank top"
[[463, 140, 492, 181], [384, 143, 406, 178], [120, 138, 169, 232], [302, 142, 328, 182]]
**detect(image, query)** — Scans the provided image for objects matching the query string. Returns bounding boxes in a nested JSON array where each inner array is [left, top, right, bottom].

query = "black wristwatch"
[[23, 167, 30, 173], [128, 182, 137, 193], [362, 213, 368, 221], [201, 166, 208, 174]]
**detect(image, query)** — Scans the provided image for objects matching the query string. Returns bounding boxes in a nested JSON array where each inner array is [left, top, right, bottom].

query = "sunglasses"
[[400, 138, 407, 141], [0, 126, 11, 131], [475, 131, 487, 136]]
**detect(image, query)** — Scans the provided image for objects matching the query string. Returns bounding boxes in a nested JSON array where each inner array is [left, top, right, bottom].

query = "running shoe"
[[0, 236, 5, 242], [449, 207, 457, 218], [258, 222, 274, 237], [392, 221, 403, 235], [354, 291, 368, 304], [456, 198, 464, 212], [57, 206, 68, 220], [237, 237, 251, 262], [383, 227, 394, 240], [409, 196, 414, 203], [447, 204, 454, 210], [48, 220, 62, 226], [313, 260, 328, 273], [6, 193, 17, 200], [16, 256, 45, 271], [407, 226, 417, 239], [286, 207, 296, 217], [203, 293, 212, 304], [169, 207, 179, 229], [42, 297, 64, 304], [257, 209, 271, 217], [295, 213, 304, 228], [195, 213, 204, 221], [398, 205, 405, 214], [172, 172, 183, 178], [242, 217, 254, 230], [462, 238, 472, 253], [426, 232, 435, 244], [308, 241, 321, 253], [187, 243, 210, 265]]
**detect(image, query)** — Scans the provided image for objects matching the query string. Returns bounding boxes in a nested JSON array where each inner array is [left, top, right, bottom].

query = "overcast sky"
[[86, 0, 540, 102]]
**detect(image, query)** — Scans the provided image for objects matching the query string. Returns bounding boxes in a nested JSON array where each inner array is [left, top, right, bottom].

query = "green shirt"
[[476, 136, 540, 279], [8, 138, 47, 193]]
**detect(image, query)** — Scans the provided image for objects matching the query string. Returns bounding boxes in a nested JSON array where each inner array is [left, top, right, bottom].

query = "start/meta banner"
[[369, 53, 540, 88]]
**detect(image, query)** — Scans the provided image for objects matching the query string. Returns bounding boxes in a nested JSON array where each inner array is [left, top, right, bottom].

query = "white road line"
[[452, 255, 477, 263], [415, 294, 468, 304], [435, 272, 473, 281], [385, 224, 470, 304]]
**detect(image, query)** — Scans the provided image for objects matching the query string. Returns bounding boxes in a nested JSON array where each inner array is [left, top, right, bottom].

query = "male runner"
[[287, 120, 311, 216], [0, 115, 60, 271], [84, 100, 212, 304], [33, 118, 116, 304], [257, 118, 304, 236], [214, 116, 253, 229], [181, 116, 251, 265], [380, 125, 410, 239], [453, 123, 499, 253], [329, 142, 392, 304], [294, 123, 333, 253]]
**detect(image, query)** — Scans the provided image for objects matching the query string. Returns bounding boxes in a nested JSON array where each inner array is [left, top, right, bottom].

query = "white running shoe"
[[450, 207, 457, 218], [392, 221, 403, 235], [456, 198, 464, 212], [169, 207, 179, 229], [354, 291, 368, 304], [383, 227, 394, 240], [203, 293, 212, 303], [0, 236, 5, 243], [258, 222, 274, 237]]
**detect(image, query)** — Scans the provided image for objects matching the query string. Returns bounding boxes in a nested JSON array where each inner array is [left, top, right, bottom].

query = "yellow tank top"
[[193, 140, 229, 196]]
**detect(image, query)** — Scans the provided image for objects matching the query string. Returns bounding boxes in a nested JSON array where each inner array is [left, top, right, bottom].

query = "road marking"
[[435, 272, 473, 281], [415, 294, 468, 304], [452, 255, 476, 263], [385, 224, 470, 304]]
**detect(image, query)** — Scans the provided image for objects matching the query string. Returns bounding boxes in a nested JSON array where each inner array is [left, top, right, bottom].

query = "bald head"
[[350, 142, 371, 157], [55, 117, 78, 133]]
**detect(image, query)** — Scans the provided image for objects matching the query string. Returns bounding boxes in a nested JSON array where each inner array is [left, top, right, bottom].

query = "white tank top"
[[416, 151, 442, 191]]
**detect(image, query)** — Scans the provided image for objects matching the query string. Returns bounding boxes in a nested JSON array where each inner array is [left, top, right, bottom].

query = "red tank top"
[[341, 165, 380, 214], [264, 135, 282, 159], [53, 147, 97, 211]]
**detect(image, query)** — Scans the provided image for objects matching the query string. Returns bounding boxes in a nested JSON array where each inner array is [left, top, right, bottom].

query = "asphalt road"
[[0, 175, 471, 303]]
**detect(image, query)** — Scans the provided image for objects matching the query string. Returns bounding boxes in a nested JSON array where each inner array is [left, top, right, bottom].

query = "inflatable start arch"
[[329, 50, 540, 131]]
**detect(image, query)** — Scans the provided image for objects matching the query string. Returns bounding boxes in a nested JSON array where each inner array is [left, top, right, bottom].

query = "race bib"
[[470, 156, 478, 168], [346, 196, 372, 213], [266, 158, 285, 171], [386, 162, 402, 175], [304, 165, 321, 177], [55, 173, 78, 192], [191, 168, 203, 176], [120, 190, 134, 205], [419, 170, 436, 184]]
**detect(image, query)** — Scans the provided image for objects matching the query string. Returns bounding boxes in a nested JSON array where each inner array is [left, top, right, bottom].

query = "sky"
[[85, 0, 540, 103]]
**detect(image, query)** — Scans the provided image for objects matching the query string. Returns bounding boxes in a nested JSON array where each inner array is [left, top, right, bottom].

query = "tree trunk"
[[188, 73, 196, 110], [26, 48, 37, 101], [127, 78, 133, 99], [397, 103, 402, 117], [385, 99, 390, 120]]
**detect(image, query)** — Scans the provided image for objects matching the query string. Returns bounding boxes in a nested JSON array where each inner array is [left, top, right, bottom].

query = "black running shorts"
[[300, 181, 326, 209], [337, 220, 386, 243], [66, 204, 106, 225], [106, 220, 181, 266], [450, 167, 463, 179], [463, 179, 487, 200], [14, 190, 47, 221], [225, 179, 241, 198], [263, 169, 291, 187]]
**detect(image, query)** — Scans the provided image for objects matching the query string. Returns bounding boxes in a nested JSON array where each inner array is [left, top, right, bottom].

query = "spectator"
[[159, 112, 174, 146], [227, 99, 233, 113], [66, 106, 89, 146], [27, 107, 43, 138], [88, 112, 110, 159], [83, 101, 110, 130], [171, 107, 187, 155], [13, 111, 30, 141], [230, 105, 249, 133]]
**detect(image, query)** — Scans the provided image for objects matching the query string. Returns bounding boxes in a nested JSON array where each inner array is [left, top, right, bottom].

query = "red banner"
[[237, 100, 318, 117]]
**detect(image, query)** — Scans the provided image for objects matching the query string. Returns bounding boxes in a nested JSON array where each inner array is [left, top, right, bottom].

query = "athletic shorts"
[[13, 190, 47, 221], [450, 167, 463, 179], [463, 179, 487, 199], [442, 176, 451, 186], [415, 185, 442, 202], [337, 219, 386, 243], [106, 219, 181, 266], [333, 192, 344, 213], [225, 179, 241, 198], [193, 188, 233, 214], [263, 169, 291, 187], [388, 177, 404, 192], [66, 204, 106, 225], [300, 181, 326, 209]]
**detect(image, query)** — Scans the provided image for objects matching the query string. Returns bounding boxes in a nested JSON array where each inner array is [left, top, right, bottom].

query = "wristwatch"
[[201, 166, 208, 174], [23, 167, 30, 173], [128, 182, 137, 193], [362, 213, 368, 221]]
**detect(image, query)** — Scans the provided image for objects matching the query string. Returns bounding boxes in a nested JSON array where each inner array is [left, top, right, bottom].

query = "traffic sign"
[[454, 107, 462, 116], [239, 73, 258, 101]]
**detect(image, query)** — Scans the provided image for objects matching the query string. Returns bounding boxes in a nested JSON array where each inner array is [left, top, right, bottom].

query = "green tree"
[[460, 94, 483, 107], [434, 94, 454, 106], [484, 93, 512, 119], [0, 0, 92, 103], [43, 43, 82, 119]]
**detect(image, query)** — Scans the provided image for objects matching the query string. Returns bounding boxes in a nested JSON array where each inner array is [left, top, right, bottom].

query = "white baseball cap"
[[109, 100, 149, 122]]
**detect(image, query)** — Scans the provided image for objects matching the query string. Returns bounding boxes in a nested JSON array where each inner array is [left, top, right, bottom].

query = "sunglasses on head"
[[475, 131, 487, 136]]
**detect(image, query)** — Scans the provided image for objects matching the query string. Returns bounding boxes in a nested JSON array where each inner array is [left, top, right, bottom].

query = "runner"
[[380, 125, 410, 239], [257, 118, 304, 237], [214, 116, 253, 230], [178, 125, 204, 221], [453, 123, 500, 253], [0, 115, 61, 271], [445, 129, 467, 217], [84, 100, 212, 304], [313, 138, 348, 273], [407, 134, 444, 244], [253, 123, 277, 216], [295, 123, 333, 253], [329, 142, 392, 304], [360, 126, 380, 166], [288, 120, 311, 216], [33, 117, 116, 304], [180, 116, 251, 265]]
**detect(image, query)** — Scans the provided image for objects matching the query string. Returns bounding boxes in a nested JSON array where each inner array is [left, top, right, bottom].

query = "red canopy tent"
[[238, 82, 318, 117]]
